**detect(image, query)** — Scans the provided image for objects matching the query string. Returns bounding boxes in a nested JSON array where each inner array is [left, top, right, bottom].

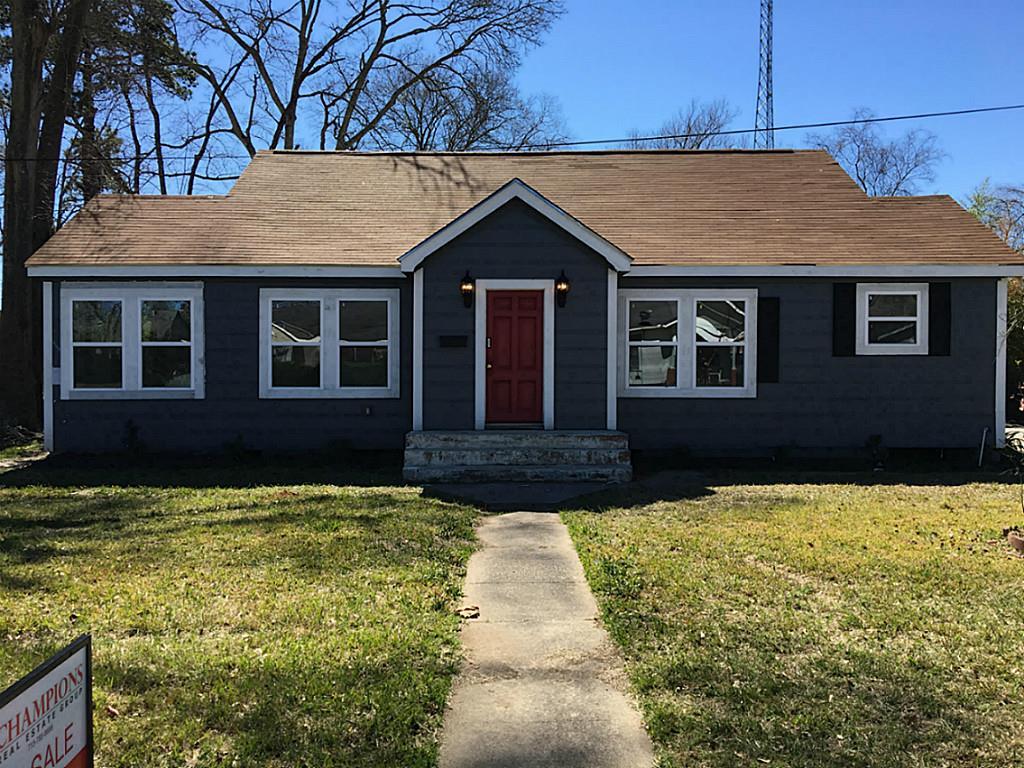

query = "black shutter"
[[929, 282, 951, 356], [833, 283, 856, 356], [757, 297, 780, 383]]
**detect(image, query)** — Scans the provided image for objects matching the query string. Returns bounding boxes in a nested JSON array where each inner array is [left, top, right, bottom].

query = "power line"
[[526, 102, 1024, 150], [3, 101, 1024, 161]]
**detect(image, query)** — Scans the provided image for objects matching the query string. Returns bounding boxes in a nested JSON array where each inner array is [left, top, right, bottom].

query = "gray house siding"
[[617, 276, 998, 452], [52, 278, 412, 453], [420, 198, 610, 430]]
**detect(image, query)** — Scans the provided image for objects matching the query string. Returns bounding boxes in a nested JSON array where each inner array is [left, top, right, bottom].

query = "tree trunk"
[[0, 0, 91, 427], [1, 0, 48, 427], [143, 69, 168, 194], [79, 47, 103, 202]]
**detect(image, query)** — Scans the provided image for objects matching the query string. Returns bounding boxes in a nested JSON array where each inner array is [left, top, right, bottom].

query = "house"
[[25, 149, 1022, 480]]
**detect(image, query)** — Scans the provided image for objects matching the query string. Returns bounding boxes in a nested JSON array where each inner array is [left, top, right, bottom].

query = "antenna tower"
[[754, 0, 775, 149]]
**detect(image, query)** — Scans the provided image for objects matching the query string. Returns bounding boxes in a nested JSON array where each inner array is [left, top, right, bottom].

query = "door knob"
[[486, 363, 493, 369]]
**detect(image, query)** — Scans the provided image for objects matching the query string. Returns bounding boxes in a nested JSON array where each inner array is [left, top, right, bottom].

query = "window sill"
[[63, 389, 203, 401], [854, 346, 929, 356], [259, 388, 400, 400], [618, 387, 757, 399]]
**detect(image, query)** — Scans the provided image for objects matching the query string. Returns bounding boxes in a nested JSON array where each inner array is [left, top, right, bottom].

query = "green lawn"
[[564, 474, 1024, 768], [0, 461, 477, 768]]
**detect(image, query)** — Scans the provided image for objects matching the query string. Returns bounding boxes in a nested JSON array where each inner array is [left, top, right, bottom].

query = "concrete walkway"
[[439, 512, 654, 768]]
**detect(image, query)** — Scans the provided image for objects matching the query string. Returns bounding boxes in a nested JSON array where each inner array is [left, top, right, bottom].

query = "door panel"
[[486, 291, 544, 424]]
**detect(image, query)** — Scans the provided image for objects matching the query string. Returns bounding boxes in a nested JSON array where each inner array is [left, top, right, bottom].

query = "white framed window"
[[259, 288, 400, 399], [60, 283, 204, 399], [619, 289, 757, 398], [855, 283, 929, 355]]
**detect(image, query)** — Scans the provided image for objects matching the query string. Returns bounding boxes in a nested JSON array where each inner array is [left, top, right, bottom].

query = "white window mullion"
[[681, 295, 693, 391], [125, 297, 141, 391], [323, 299, 339, 393]]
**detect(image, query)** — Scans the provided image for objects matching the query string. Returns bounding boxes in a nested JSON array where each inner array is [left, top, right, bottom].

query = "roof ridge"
[[256, 148, 822, 157]]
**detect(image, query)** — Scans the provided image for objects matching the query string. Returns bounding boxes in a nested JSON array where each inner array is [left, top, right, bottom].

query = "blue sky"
[[515, 0, 1024, 200]]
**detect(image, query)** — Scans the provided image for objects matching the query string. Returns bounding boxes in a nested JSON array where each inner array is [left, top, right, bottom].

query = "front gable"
[[398, 178, 633, 273]]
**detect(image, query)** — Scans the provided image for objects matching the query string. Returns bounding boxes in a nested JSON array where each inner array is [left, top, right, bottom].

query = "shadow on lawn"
[[0, 487, 462, 590], [0, 449, 405, 489], [90, 636, 453, 768], [555, 463, 1017, 516], [631, 624, 989, 766]]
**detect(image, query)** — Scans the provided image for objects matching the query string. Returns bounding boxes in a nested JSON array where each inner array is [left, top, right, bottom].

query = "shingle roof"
[[26, 149, 1022, 268]]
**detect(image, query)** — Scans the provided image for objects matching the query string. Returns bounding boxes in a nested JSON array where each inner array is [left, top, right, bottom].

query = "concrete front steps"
[[403, 430, 633, 484]]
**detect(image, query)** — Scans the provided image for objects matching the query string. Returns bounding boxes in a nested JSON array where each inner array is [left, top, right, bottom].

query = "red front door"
[[486, 290, 544, 424]]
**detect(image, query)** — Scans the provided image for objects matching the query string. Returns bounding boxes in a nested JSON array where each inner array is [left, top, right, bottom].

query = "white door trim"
[[996, 278, 1008, 448], [606, 269, 618, 430], [412, 268, 424, 430], [474, 279, 555, 430]]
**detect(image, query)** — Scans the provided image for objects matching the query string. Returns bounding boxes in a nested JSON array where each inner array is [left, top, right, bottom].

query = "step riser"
[[406, 432, 629, 451], [404, 465, 633, 483], [405, 448, 631, 467]]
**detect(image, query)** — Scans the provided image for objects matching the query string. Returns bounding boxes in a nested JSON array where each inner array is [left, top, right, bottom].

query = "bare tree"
[[174, 0, 564, 163], [966, 179, 1024, 254], [623, 99, 739, 150], [2, 0, 93, 426], [367, 64, 567, 151], [807, 108, 944, 196]]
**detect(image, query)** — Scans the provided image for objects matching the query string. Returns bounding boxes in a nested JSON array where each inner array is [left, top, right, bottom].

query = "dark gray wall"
[[618, 276, 998, 451], [49, 247, 999, 455], [53, 278, 412, 452], [420, 198, 610, 430]]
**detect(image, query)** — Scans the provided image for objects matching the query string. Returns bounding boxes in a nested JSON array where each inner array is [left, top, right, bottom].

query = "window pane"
[[629, 301, 677, 342], [272, 345, 320, 387], [271, 301, 320, 342], [73, 347, 122, 388], [72, 301, 122, 342], [340, 346, 388, 388], [142, 300, 191, 342], [696, 300, 745, 343], [628, 345, 677, 386], [696, 346, 745, 387], [340, 301, 387, 343], [868, 293, 917, 318], [868, 320, 917, 344], [143, 347, 191, 388]]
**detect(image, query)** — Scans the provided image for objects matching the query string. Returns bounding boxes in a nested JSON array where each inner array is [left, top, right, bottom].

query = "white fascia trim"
[[29, 265, 406, 278], [625, 265, 1024, 277], [474, 279, 555, 430], [996, 278, 1008, 448], [399, 178, 632, 273], [412, 269, 424, 430], [606, 269, 618, 430], [42, 282, 54, 452]]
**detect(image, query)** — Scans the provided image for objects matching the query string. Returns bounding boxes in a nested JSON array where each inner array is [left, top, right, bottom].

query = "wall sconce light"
[[555, 270, 570, 307], [460, 271, 475, 308]]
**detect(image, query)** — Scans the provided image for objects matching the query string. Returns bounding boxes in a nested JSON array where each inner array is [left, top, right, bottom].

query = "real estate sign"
[[0, 636, 93, 768]]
